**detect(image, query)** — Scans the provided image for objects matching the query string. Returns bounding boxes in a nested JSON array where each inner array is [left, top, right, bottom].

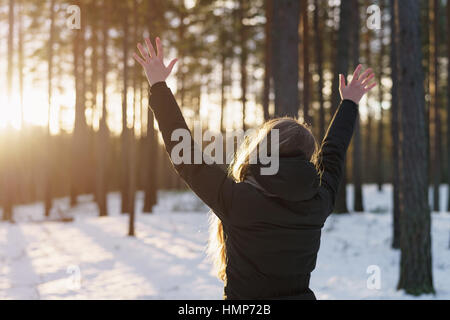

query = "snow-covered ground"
[[0, 184, 449, 300]]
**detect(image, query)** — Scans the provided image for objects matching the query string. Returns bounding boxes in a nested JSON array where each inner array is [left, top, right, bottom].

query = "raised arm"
[[318, 65, 377, 209], [134, 37, 235, 223]]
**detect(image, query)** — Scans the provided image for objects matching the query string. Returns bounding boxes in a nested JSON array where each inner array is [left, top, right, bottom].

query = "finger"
[[361, 73, 375, 86], [167, 58, 178, 74], [145, 37, 157, 58], [137, 43, 149, 61], [339, 74, 346, 89], [364, 82, 377, 92], [133, 52, 146, 67], [350, 64, 362, 84], [156, 37, 164, 59], [358, 68, 373, 82]]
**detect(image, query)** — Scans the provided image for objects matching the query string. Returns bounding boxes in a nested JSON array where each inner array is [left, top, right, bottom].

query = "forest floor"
[[1, 184, 449, 300]]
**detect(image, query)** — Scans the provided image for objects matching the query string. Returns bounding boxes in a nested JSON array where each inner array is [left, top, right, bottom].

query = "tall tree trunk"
[[45, 0, 56, 217], [376, 2, 386, 192], [389, 0, 400, 249], [2, 0, 15, 221], [429, 0, 441, 212], [331, 0, 352, 213], [239, 0, 248, 131], [351, 0, 363, 212], [313, 0, 325, 141], [121, 2, 130, 214], [97, 0, 109, 217], [71, 0, 87, 207], [89, 1, 99, 201], [364, 0, 373, 184], [394, 0, 434, 295], [143, 0, 159, 213], [271, 0, 300, 117], [128, 0, 138, 236], [262, 0, 273, 121], [447, 0, 450, 212], [301, 0, 311, 125]]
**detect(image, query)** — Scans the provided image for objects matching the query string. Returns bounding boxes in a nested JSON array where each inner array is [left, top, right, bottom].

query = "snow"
[[1, 185, 449, 300]]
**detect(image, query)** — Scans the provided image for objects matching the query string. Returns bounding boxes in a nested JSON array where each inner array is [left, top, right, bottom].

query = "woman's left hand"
[[134, 37, 178, 86]]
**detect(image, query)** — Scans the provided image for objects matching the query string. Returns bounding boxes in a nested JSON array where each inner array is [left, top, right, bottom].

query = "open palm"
[[339, 64, 377, 104], [134, 37, 178, 86]]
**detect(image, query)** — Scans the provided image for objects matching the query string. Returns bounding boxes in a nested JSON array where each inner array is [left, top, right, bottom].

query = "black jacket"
[[149, 82, 358, 300]]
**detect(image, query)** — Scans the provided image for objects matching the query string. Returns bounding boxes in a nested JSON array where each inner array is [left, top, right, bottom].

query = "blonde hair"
[[207, 117, 319, 281]]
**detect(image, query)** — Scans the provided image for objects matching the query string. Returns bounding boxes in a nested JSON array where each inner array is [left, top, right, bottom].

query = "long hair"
[[207, 117, 319, 281]]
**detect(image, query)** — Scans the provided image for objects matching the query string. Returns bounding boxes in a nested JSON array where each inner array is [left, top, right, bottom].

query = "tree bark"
[[301, 0, 311, 125], [70, 0, 87, 208], [389, 0, 400, 249], [128, 0, 138, 236], [2, 0, 15, 221], [351, 0, 363, 212], [45, 0, 56, 217], [262, 0, 273, 121], [331, 0, 352, 213], [271, 0, 300, 117], [376, 2, 386, 192], [143, 0, 161, 212], [447, 0, 450, 212], [394, 0, 434, 295], [429, 0, 441, 212], [313, 0, 325, 141], [121, 2, 130, 214], [239, 0, 248, 131]]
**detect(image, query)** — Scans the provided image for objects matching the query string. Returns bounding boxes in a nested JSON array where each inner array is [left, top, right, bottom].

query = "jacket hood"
[[248, 156, 320, 202]]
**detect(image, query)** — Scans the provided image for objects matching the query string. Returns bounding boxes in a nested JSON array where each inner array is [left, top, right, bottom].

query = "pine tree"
[[429, 0, 441, 212], [331, 0, 352, 214], [271, 0, 300, 117], [389, 0, 400, 249], [351, 0, 363, 212], [394, 0, 434, 295]]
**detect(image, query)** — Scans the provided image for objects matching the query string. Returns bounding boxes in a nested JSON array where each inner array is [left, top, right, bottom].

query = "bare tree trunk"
[[389, 0, 400, 249], [429, 0, 441, 212], [313, 0, 325, 141], [143, 0, 160, 212], [121, 2, 130, 214], [71, 0, 87, 207], [2, 0, 15, 221], [301, 0, 311, 125], [351, 0, 363, 212], [239, 0, 248, 131], [376, 2, 386, 192], [45, 0, 56, 217], [128, 0, 139, 236], [262, 0, 272, 121], [364, 0, 373, 184], [447, 0, 450, 213], [97, 0, 110, 217], [271, 0, 300, 117], [331, 0, 352, 214], [394, 0, 434, 295]]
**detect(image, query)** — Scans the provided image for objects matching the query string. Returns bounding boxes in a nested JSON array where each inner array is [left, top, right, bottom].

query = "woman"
[[134, 37, 376, 300]]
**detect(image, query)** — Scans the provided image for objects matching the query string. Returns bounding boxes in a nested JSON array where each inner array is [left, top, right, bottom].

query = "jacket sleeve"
[[318, 99, 358, 211], [148, 81, 235, 223]]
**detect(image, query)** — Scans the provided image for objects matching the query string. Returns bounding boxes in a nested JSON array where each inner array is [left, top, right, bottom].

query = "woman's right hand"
[[339, 64, 377, 105], [133, 37, 178, 86]]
